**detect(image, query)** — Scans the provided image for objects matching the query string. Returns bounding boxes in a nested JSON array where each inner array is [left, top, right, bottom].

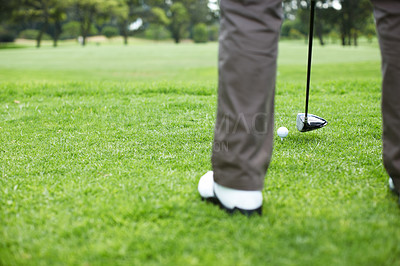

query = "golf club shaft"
[[305, 0, 316, 122]]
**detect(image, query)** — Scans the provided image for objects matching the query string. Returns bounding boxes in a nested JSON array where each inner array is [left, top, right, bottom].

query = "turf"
[[1, 39, 400, 266]]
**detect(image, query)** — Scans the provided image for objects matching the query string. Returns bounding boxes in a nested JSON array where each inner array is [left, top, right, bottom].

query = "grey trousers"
[[372, 0, 400, 190], [212, 0, 283, 190]]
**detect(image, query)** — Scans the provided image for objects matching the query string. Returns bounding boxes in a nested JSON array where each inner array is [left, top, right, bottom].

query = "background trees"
[[70, 0, 122, 46], [9, 0, 70, 47], [282, 0, 374, 46], [0, 0, 376, 47], [169, 2, 189, 43]]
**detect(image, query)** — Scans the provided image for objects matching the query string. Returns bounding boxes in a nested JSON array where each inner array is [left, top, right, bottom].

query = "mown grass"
[[1, 40, 399, 265], [0, 39, 381, 83]]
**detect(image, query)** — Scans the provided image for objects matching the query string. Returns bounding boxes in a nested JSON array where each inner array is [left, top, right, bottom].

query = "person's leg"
[[371, 0, 400, 193], [198, 0, 282, 215], [212, 0, 283, 191]]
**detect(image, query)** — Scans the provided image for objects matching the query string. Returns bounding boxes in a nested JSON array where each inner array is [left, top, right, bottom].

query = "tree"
[[193, 23, 207, 43], [282, 0, 374, 47], [339, 0, 372, 46], [71, 0, 119, 46], [10, 0, 70, 47], [362, 15, 377, 43], [49, 1, 70, 47], [173, 0, 213, 38], [114, 0, 142, 45], [0, 0, 20, 43], [60, 21, 80, 39], [14, 0, 51, 47], [315, 4, 341, 46], [169, 2, 189, 43], [0, 0, 20, 22], [102, 26, 119, 39], [208, 24, 219, 41], [145, 7, 170, 40], [150, 7, 169, 26]]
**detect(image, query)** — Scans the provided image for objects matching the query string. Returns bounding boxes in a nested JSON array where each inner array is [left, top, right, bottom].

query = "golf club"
[[296, 0, 328, 132]]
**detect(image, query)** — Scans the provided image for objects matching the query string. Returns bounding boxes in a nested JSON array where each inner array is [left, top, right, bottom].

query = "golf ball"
[[277, 127, 289, 139]]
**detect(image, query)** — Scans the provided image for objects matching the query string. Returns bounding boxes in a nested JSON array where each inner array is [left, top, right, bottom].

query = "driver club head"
[[296, 113, 327, 132]]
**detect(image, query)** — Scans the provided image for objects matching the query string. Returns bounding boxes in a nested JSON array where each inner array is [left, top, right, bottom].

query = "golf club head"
[[296, 113, 327, 132]]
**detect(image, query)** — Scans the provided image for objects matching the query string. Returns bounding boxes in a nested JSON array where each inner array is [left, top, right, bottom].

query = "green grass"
[[1, 39, 400, 266], [0, 39, 381, 83]]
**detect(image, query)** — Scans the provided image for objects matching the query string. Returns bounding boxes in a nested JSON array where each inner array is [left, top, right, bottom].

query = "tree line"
[[0, 0, 218, 47], [0, 0, 376, 48], [282, 0, 375, 46]]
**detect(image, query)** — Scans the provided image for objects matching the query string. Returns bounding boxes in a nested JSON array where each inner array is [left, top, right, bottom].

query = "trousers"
[[372, 0, 400, 188], [212, 0, 400, 191], [211, 0, 282, 190]]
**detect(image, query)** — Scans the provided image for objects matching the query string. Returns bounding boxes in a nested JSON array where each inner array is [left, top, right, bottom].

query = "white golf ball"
[[277, 127, 289, 139]]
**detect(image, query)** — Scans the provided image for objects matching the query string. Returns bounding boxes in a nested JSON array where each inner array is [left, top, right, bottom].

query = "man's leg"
[[212, 0, 283, 191], [371, 1, 400, 192]]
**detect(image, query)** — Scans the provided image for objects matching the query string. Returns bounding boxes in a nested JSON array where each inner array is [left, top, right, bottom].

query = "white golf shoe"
[[198, 171, 263, 215]]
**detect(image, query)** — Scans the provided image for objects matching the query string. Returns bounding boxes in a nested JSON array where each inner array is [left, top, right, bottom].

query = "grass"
[[1, 38, 400, 265], [0, 38, 381, 83]]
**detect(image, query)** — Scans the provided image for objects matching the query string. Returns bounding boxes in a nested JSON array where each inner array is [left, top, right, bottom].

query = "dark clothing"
[[372, 0, 400, 191], [212, 0, 282, 190]]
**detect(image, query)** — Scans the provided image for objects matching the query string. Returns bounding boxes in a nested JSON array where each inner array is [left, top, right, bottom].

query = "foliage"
[[60, 21, 80, 39], [0, 0, 378, 47], [281, 20, 294, 38], [141, 7, 170, 40], [328, 30, 340, 44], [174, 0, 215, 39], [362, 15, 377, 43], [143, 24, 170, 40], [0, 0, 19, 21], [169, 2, 189, 44], [113, 0, 135, 45], [178, 0, 213, 25], [208, 24, 218, 41], [282, 0, 373, 46], [11, 0, 70, 47], [150, 7, 169, 26], [71, 0, 120, 45], [0, 26, 15, 42], [102, 25, 119, 39], [288, 28, 303, 40], [281, 19, 305, 39], [193, 23, 208, 43], [340, 0, 373, 46], [19, 29, 51, 40]]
